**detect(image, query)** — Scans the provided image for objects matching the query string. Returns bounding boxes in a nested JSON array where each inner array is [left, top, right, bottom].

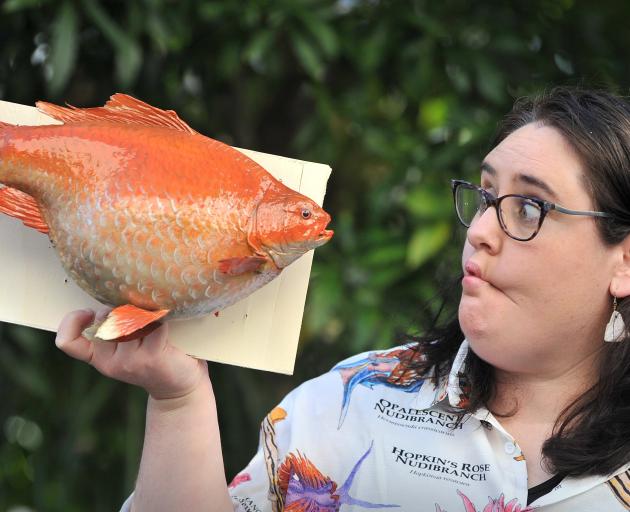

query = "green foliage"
[[1, 0, 630, 509]]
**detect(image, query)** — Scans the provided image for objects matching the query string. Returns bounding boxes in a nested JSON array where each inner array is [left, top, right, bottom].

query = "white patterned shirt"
[[121, 340, 630, 511]]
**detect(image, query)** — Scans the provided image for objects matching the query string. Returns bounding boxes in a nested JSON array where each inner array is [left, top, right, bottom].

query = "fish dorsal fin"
[[0, 186, 49, 234], [0, 121, 15, 128], [36, 94, 198, 134]]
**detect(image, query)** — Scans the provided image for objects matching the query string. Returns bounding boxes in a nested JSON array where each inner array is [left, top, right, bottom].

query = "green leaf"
[[82, 0, 142, 86], [445, 64, 471, 93], [2, 0, 46, 12], [419, 97, 449, 129], [244, 30, 274, 67], [475, 58, 505, 104], [300, 12, 339, 58], [291, 31, 324, 80], [306, 266, 342, 334], [404, 186, 452, 219], [146, 12, 171, 53], [361, 243, 406, 267], [406, 222, 452, 269], [411, 10, 449, 39], [367, 265, 406, 289], [351, 307, 379, 351], [217, 42, 241, 79], [358, 24, 388, 71], [47, 0, 78, 95], [0, 345, 50, 399], [197, 2, 227, 21]]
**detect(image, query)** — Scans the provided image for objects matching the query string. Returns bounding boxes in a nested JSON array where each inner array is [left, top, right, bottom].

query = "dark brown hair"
[[409, 87, 630, 477]]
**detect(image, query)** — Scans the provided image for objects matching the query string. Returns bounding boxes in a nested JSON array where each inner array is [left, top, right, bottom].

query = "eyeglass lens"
[[455, 185, 542, 240]]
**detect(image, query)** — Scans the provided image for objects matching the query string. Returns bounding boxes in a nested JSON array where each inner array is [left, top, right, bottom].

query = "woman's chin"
[[458, 302, 491, 341]]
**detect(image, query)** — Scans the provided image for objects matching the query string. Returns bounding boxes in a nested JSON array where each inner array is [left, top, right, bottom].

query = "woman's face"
[[459, 122, 616, 375]]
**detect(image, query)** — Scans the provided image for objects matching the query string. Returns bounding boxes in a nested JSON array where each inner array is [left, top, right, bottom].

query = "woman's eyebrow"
[[481, 161, 559, 201]]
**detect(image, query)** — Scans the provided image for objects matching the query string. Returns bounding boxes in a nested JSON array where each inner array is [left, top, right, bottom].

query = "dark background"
[[2, 1, 630, 510]]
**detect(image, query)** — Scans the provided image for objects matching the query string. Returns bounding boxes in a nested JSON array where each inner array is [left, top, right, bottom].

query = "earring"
[[604, 296, 626, 343]]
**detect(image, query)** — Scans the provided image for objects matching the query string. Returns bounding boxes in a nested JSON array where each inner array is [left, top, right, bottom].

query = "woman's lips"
[[462, 274, 488, 290], [462, 260, 492, 291], [464, 260, 483, 279], [462, 259, 514, 303]]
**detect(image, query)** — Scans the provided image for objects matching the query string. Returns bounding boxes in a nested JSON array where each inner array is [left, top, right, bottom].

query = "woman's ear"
[[610, 234, 630, 299]]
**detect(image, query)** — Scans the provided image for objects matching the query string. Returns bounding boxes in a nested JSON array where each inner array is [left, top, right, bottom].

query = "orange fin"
[[0, 187, 49, 234], [36, 93, 198, 134], [218, 256, 267, 276], [0, 120, 15, 128], [92, 304, 169, 342]]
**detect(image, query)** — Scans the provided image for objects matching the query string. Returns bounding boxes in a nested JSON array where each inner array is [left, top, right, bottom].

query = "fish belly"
[[50, 192, 279, 317]]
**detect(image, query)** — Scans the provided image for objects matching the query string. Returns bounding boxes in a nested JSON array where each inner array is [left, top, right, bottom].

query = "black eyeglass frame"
[[450, 179, 614, 241]]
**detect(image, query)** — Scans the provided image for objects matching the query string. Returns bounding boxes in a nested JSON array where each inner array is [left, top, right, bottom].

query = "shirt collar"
[[424, 341, 630, 506]]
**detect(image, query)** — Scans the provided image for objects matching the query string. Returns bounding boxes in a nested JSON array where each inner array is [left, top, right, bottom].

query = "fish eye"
[[301, 209, 311, 219]]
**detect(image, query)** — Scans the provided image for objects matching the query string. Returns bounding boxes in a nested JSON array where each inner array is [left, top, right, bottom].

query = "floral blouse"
[[120, 340, 630, 511]]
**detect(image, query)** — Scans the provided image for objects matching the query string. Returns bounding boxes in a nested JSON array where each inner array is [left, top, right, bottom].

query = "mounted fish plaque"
[[0, 97, 332, 374]]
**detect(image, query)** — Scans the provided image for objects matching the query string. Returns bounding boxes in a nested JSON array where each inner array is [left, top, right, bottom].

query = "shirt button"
[[504, 442, 516, 455]]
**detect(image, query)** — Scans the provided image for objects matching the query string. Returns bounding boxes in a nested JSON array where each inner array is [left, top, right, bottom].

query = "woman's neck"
[[486, 348, 602, 487], [489, 346, 602, 424]]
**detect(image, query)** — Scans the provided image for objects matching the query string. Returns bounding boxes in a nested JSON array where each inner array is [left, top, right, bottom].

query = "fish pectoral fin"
[[89, 305, 170, 342], [218, 256, 268, 276], [36, 94, 198, 134], [0, 187, 49, 234]]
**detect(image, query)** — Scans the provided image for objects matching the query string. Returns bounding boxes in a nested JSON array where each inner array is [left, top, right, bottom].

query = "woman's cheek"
[[461, 240, 474, 267]]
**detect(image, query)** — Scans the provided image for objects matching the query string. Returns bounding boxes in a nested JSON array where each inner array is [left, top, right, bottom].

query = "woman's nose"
[[466, 206, 503, 254]]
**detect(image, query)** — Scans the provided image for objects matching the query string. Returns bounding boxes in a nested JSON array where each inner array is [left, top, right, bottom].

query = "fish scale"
[[0, 94, 332, 341]]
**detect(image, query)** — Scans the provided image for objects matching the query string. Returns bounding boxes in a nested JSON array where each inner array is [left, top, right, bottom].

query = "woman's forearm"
[[132, 379, 232, 512], [54, 311, 232, 511]]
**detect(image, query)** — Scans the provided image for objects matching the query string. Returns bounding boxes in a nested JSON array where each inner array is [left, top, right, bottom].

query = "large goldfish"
[[0, 94, 333, 341]]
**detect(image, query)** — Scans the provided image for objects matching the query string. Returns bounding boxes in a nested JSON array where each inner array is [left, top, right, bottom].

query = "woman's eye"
[[481, 185, 496, 196], [517, 200, 540, 222]]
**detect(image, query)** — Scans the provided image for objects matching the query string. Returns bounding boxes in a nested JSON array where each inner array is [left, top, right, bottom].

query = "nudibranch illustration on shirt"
[[332, 347, 426, 428], [435, 490, 535, 512], [231, 408, 399, 511]]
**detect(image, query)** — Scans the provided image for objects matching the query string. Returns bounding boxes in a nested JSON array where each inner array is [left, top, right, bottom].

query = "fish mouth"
[[318, 229, 334, 240], [313, 228, 334, 247]]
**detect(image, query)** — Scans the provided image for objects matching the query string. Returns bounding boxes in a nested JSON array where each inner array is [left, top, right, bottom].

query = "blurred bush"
[[1, 0, 630, 510]]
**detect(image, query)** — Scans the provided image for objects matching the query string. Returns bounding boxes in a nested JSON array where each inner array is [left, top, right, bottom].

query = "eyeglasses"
[[451, 179, 613, 241]]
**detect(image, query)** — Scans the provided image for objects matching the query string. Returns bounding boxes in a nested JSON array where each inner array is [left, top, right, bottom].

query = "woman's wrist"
[[148, 376, 215, 414]]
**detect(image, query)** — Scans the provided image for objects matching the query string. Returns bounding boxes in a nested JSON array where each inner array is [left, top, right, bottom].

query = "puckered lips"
[[462, 259, 493, 291]]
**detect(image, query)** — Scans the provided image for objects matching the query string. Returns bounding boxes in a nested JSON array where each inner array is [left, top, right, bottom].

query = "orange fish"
[[0, 94, 333, 341]]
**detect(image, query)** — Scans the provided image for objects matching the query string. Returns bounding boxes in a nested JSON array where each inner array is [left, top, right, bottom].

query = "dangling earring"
[[604, 296, 626, 343]]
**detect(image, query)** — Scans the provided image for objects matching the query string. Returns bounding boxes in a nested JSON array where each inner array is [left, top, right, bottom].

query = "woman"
[[56, 87, 630, 511]]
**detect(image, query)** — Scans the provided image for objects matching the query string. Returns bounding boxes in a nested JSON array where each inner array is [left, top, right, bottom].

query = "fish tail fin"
[[0, 123, 49, 233], [0, 187, 49, 233]]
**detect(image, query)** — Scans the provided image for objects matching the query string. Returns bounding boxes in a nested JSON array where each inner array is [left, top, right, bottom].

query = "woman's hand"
[[55, 309, 209, 401]]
